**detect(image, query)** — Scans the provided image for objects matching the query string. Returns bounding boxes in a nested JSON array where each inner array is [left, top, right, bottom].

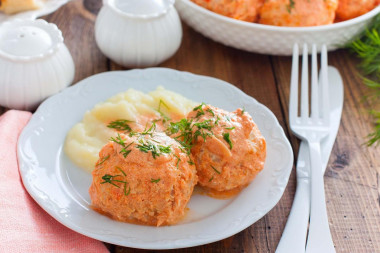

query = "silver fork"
[[289, 44, 335, 253]]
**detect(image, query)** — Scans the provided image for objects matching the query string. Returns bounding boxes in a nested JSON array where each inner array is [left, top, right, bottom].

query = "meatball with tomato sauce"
[[259, 0, 338, 27], [184, 104, 266, 192], [191, 0, 264, 22], [89, 129, 197, 226]]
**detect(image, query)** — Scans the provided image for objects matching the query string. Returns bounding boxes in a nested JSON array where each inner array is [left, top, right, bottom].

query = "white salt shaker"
[[0, 19, 75, 110], [95, 0, 182, 68]]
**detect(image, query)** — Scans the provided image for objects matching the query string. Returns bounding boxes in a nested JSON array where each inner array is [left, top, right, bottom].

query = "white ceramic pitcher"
[[95, 0, 182, 68]]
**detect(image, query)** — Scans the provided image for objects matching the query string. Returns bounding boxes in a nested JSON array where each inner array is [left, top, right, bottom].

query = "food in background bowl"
[[190, 0, 378, 26], [259, 0, 338, 27], [175, 0, 380, 55], [191, 0, 264, 22], [336, 0, 379, 21], [89, 131, 198, 226], [0, 0, 42, 14]]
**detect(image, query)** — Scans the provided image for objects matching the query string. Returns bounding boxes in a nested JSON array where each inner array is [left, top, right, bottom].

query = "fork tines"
[[289, 44, 330, 126]]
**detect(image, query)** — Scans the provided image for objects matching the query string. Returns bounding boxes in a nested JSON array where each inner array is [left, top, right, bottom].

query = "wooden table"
[[3, 0, 380, 252]]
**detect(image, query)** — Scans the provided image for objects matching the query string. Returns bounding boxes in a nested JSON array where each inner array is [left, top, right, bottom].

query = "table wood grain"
[[2, 0, 379, 252]]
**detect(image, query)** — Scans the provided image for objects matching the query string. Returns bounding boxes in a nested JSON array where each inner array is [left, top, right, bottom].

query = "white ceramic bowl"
[[175, 0, 380, 55], [0, 19, 75, 110], [95, 0, 182, 67]]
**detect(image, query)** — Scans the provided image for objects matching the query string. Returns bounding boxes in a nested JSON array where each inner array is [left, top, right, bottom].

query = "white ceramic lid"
[[0, 19, 63, 61], [105, 0, 175, 18]]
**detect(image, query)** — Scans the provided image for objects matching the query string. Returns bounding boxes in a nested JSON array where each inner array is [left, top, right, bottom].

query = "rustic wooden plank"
[[4, 0, 379, 252], [271, 49, 380, 252]]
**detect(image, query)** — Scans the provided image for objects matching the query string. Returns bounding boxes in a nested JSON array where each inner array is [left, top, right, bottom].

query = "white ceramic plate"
[[0, 0, 69, 23], [17, 68, 293, 249], [176, 0, 380, 55]]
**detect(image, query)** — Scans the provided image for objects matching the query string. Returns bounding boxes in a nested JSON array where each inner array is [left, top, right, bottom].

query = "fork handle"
[[306, 141, 335, 253], [275, 177, 309, 253]]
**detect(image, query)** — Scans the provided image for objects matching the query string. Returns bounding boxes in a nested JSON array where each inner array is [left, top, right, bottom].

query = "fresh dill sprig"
[[365, 110, 380, 146], [151, 178, 161, 183], [107, 119, 133, 132], [346, 14, 380, 146]]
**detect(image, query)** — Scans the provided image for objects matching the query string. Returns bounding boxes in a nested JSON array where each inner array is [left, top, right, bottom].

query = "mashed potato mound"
[[89, 132, 198, 226], [64, 87, 197, 172]]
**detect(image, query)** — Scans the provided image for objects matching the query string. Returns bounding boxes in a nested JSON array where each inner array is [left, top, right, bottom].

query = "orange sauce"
[[192, 184, 248, 199], [91, 205, 190, 227]]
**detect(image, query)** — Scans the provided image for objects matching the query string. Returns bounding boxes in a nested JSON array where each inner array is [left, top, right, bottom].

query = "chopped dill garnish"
[[207, 108, 215, 116], [241, 107, 246, 115], [166, 119, 194, 153], [188, 159, 195, 165], [116, 166, 126, 176], [126, 186, 131, 196], [158, 99, 169, 111], [130, 122, 157, 137], [215, 116, 220, 125], [193, 119, 214, 141], [157, 99, 171, 123], [136, 138, 171, 159], [151, 178, 161, 183], [110, 133, 125, 146], [193, 103, 207, 118], [211, 165, 221, 174], [209, 176, 214, 182], [225, 127, 235, 130], [173, 154, 181, 168], [101, 171, 129, 196], [224, 115, 231, 122], [97, 155, 110, 166], [223, 132, 233, 149], [141, 122, 157, 136], [286, 0, 295, 14], [110, 134, 133, 157], [107, 119, 133, 132]]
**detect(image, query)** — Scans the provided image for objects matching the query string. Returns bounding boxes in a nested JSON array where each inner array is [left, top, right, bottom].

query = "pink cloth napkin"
[[0, 110, 109, 253]]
